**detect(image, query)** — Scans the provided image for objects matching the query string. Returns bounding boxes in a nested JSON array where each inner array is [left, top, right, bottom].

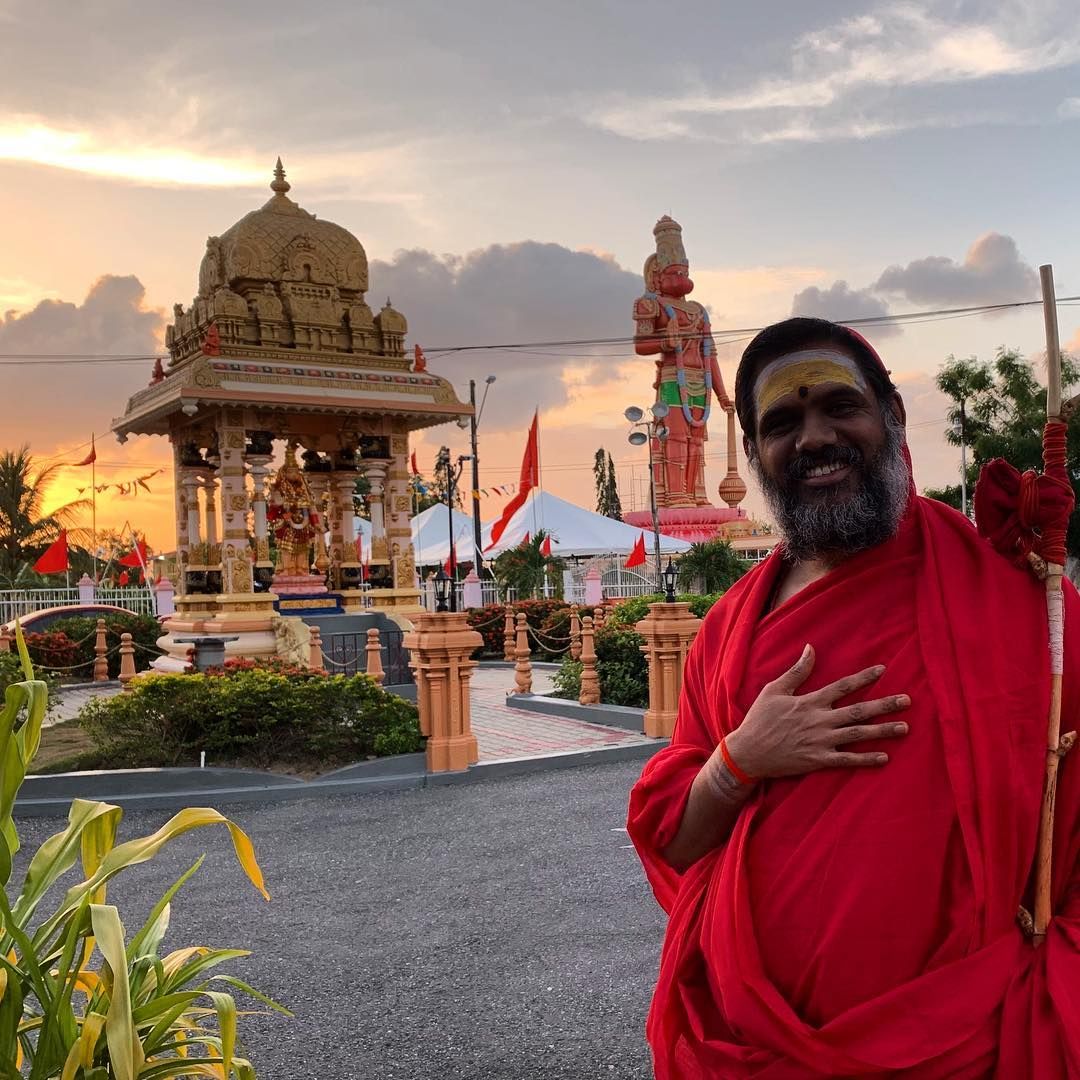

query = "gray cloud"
[[0, 276, 163, 440], [790, 279, 900, 336], [371, 242, 642, 424], [874, 232, 1038, 306]]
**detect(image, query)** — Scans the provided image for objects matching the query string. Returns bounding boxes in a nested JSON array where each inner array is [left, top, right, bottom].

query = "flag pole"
[[91, 433, 98, 584], [1033, 264, 1078, 944]]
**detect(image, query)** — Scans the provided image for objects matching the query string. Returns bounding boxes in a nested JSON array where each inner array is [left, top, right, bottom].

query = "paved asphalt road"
[[14, 759, 666, 1079]]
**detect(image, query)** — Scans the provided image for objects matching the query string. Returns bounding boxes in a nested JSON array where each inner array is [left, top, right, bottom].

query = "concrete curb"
[[506, 693, 645, 732], [477, 660, 562, 671], [13, 742, 666, 816]]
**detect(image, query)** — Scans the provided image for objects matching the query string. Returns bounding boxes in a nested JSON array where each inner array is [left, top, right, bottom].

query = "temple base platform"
[[624, 506, 750, 545]]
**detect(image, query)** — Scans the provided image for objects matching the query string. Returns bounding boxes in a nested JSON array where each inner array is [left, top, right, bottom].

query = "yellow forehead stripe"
[[756, 354, 866, 418]]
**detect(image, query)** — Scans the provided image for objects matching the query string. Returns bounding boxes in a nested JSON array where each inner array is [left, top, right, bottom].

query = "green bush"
[[78, 667, 422, 771], [552, 593, 726, 706], [41, 611, 162, 678], [0, 649, 59, 714]]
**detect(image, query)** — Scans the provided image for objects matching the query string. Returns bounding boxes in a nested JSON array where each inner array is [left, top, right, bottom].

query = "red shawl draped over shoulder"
[[628, 496, 1080, 1078]]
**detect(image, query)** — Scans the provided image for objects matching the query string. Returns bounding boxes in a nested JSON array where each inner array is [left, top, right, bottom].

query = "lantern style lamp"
[[663, 557, 678, 603], [434, 567, 451, 613]]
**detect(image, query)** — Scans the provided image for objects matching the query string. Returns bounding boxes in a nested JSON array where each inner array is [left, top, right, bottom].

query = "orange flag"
[[624, 533, 647, 569], [73, 437, 96, 467], [33, 530, 69, 574], [486, 411, 539, 550]]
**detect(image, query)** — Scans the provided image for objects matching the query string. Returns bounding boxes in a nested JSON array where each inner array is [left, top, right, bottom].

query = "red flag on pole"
[[540, 535, 552, 556], [73, 437, 96, 467], [443, 547, 457, 576], [486, 411, 539, 550], [624, 533, 647, 569], [410, 450, 419, 475], [118, 539, 148, 568], [521, 532, 531, 547], [33, 530, 69, 574]]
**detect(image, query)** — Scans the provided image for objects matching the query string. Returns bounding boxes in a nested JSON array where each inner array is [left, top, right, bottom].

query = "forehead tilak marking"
[[755, 349, 868, 419]]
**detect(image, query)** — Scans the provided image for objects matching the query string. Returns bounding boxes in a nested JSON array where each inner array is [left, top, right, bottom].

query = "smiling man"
[[628, 317, 1080, 1078]]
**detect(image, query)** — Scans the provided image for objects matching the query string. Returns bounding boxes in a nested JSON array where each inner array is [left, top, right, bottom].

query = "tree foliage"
[[492, 529, 563, 599], [0, 445, 91, 585], [676, 539, 750, 594], [593, 448, 623, 520], [925, 348, 1080, 557]]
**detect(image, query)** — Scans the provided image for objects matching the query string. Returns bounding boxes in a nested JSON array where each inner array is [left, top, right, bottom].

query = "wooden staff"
[[1033, 264, 1078, 944]]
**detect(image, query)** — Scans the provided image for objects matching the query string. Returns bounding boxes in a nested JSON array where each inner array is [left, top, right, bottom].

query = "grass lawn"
[[30, 719, 100, 774]]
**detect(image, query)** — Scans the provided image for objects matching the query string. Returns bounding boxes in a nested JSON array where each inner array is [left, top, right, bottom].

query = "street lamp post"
[[468, 375, 496, 572], [626, 402, 670, 582], [437, 446, 472, 613]]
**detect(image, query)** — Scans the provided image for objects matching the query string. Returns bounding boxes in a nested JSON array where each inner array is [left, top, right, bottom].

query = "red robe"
[[628, 496, 1080, 1077]]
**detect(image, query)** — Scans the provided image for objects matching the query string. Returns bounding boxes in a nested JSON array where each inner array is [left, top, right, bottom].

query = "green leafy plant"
[[491, 532, 563, 600], [0, 623, 287, 1077], [676, 540, 750, 595], [78, 668, 422, 772]]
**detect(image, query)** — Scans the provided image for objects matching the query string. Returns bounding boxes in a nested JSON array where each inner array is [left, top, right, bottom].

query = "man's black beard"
[[749, 414, 910, 564]]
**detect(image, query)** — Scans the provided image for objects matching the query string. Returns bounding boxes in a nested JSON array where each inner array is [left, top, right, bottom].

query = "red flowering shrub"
[[24, 630, 80, 672], [201, 655, 328, 678], [465, 599, 573, 659]]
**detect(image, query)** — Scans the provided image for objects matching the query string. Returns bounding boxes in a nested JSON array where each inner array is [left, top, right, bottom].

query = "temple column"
[[367, 430, 421, 615], [172, 439, 190, 586], [304, 465, 331, 579], [246, 445, 274, 590], [202, 472, 219, 551], [203, 410, 277, 644], [334, 467, 364, 608]]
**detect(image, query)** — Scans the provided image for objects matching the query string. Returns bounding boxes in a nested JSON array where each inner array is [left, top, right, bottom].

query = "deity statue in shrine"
[[266, 443, 322, 577], [632, 216, 735, 508]]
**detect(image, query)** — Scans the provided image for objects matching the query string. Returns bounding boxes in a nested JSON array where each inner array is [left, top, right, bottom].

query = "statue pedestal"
[[271, 573, 328, 596], [155, 592, 280, 672], [624, 506, 749, 545], [367, 587, 423, 614]]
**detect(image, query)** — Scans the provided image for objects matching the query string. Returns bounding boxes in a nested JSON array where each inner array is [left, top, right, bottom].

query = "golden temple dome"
[[197, 159, 369, 296]]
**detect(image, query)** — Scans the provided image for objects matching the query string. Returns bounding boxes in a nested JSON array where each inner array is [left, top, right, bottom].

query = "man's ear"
[[743, 434, 756, 461], [888, 392, 906, 427]]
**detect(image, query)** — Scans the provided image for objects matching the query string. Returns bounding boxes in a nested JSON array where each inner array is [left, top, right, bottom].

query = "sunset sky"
[[4, 0, 1080, 552]]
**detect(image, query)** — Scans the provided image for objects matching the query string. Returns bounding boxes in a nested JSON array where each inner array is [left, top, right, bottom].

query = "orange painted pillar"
[[119, 632, 137, 692], [365, 627, 385, 685], [635, 601, 702, 738], [503, 606, 516, 662], [308, 626, 326, 672], [569, 606, 581, 661], [93, 619, 109, 682], [404, 611, 483, 773], [513, 611, 532, 695], [579, 615, 600, 705]]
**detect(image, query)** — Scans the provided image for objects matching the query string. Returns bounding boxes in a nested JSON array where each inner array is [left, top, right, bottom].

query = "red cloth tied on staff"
[[974, 424, 1075, 568], [627, 495, 1080, 1077]]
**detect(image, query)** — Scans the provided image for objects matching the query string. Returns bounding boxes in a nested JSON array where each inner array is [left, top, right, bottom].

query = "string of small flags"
[[76, 469, 163, 498]]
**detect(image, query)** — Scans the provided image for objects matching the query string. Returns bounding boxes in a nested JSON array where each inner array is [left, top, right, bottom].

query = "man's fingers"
[[812, 665, 887, 705], [827, 751, 891, 768], [831, 695, 911, 725], [771, 643, 815, 694], [831, 720, 909, 745]]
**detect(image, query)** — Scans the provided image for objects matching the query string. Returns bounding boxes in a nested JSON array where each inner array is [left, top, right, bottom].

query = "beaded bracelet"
[[720, 736, 758, 786]]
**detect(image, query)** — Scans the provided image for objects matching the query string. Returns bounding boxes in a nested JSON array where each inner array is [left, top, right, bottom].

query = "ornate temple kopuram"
[[112, 160, 470, 667]]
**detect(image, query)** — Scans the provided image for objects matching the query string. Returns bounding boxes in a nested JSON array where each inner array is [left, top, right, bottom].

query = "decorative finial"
[[271, 157, 291, 195]]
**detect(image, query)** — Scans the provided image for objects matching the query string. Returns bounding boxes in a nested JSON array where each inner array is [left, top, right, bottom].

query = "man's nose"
[[795, 413, 838, 454]]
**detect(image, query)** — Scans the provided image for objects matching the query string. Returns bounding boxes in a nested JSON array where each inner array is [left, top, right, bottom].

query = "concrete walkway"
[[49, 682, 121, 725]]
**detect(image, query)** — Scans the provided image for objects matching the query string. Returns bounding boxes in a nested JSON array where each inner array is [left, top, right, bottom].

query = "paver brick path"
[[470, 666, 654, 761], [48, 683, 121, 725]]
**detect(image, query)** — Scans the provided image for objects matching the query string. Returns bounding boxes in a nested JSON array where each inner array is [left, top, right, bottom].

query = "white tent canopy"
[[356, 491, 692, 564], [444, 489, 692, 561], [354, 503, 477, 566]]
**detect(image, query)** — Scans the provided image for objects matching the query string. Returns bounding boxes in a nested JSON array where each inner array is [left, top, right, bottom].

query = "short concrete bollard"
[[503, 607, 516, 662], [309, 626, 325, 672], [119, 633, 137, 691], [0, 626, 11, 654], [365, 627, 385, 685], [579, 615, 600, 705], [569, 606, 582, 661], [593, 605, 605, 630], [93, 619, 109, 682], [513, 611, 532, 695], [636, 601, 702, 739]]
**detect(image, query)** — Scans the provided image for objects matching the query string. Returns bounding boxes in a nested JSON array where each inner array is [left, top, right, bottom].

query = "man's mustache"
[[785, 445, 862, 482]]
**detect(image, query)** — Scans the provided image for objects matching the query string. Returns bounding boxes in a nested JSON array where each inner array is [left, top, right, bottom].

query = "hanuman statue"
[[266, 443, 322, 577], [633, 216, 734, 508]]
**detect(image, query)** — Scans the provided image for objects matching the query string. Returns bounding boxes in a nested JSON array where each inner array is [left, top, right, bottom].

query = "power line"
[[0, 294, 1076, 366]]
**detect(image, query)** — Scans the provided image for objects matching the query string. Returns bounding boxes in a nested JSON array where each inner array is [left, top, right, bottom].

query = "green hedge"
[[552, 592, 725, 707], [77, 667, 422, 771]]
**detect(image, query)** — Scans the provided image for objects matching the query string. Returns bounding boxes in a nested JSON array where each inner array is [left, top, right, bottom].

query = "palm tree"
[[492, 530, 563, 599], [0, 446, 92, 586], [676, 539, 750, 595]]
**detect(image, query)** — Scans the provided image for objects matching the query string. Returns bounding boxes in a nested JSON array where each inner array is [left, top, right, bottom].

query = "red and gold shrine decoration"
[[266, 443, 321, 577]]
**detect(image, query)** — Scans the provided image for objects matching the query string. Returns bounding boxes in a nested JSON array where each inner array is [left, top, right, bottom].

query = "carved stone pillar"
[[367, 429, 421, 613], [332, 470, 363, 593], [183, 472, 203, 553], [364, 463, 388, 560], [215, 417, 254, 597], [404, 611, 482, 772], [172, 439, 190, 585], [246, 451, 273, 590], [635, 601, 702, 738], [202, 472, 219, 550]]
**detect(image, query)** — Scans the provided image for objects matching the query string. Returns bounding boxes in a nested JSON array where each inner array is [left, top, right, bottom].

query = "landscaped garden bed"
[[36, 656, 422, 776]]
